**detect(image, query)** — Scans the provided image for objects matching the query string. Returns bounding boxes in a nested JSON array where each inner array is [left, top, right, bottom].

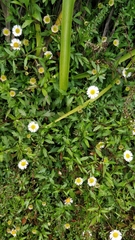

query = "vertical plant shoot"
[[59, 0, 75, 92]]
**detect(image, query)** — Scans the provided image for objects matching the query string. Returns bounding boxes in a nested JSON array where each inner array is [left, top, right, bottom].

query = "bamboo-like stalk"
[[59, 0, 75, 91], [117, 49, 135, 65]]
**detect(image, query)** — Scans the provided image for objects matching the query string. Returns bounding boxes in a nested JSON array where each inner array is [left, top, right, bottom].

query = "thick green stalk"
[[59, 0, 75, 91], [117, 49, 135, 65]]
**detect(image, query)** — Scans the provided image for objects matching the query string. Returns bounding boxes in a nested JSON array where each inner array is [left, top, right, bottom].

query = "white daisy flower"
[[30, 77, 36, 85], [123, 150, 133, 162], [2, 28, 11, 36], [44, 51, 53, 59], [0, 75, 7, 82], [108, 0, 114, 7], [64, 197, 73, 205], [113, 39, 119, 47], [32, 229, 37, 234], [64, 223, 70, 229], [109, 229, 122, 240], [10, 229, 17, 237], [28, 204, 33, 210], [87, 177, 97, 186], [92, 69, 97, 75], [96, 141, 105, 149], [87, 86, 99, 99], [115, 79, 121, 85], [51, 24, 58, 33], [28, 121, 39, 132], [9, 90, 16, 97], [23, 39, 29, 46], [18, 159, 28, 170], [42, 201, 46, 206], [102, 36, 107, 43], [43, 14, 51, 24], [122, 68, 131, 78], [75, 177, 83, 186], [38, 67, 44, 74], [10, 38, 21, 50], [12, 25, 22, 36]]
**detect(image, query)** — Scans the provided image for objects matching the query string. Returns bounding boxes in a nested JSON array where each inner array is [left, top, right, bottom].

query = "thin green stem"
[[35, 23, 42, 57]]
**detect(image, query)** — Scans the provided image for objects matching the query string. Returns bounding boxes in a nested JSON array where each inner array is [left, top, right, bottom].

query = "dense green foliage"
[[0, 0, 135, 239]]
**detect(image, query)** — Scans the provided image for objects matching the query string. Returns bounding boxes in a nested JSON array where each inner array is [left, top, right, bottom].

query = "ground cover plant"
[[0, 0, 135, 239]]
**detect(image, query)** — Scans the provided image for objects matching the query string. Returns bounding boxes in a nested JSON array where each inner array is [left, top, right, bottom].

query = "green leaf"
[[88, 207, 99, 212], [42, 88, 47, 97], [32, 12, 42, 22], [67, 148, 73, 157], [24, 57, 28, 67], [12, 60, 16, 73], [11, 1, 23, 6], [93, 125, 102, 132], [22, 20, 34, 28], [0, 153, 3, 162], [95, 148, 103, 158], [51, 0, 57, 3], [4, 48, 14, 56], [18, 109, 26, 116]]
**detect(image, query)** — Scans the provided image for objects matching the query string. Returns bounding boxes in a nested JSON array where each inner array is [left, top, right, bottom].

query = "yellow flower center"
[[46, 53, 51, 58], [21, 161, 27, 166], [90, 89, 95, 95], [31, 124, 36, 130], [4, 29, 9, 35], [126, 153, 130, 159], [76, 178, 81, 183], [65, 198, 70, 203], [11, 229, 17, 235], [13, 42, 20, 48], [113, 232, 119, 238], [92, 69, 97, 75], [23, 39, 29, 46], [15, 28, 20, 34], [89, 178, 94, 183]]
